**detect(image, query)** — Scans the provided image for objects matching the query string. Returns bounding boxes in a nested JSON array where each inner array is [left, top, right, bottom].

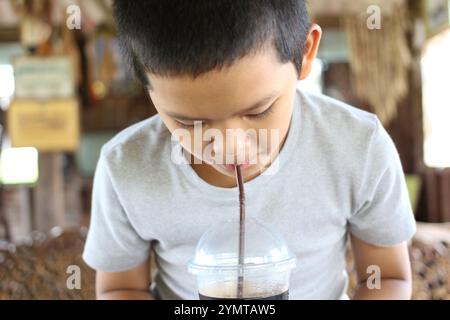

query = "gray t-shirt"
[[82, 89, 416, 300]]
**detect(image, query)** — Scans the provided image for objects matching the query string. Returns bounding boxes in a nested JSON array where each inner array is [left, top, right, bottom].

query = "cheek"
[[257, 103, 293, 154], [159, 116, 190, 148], [162, 118, 206, 158]]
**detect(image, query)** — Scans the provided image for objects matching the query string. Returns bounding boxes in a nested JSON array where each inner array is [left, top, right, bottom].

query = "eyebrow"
[[165, 92, 279, 121]]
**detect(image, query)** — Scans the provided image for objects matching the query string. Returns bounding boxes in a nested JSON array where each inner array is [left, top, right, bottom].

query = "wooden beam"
[[0, 27, 19, 43]]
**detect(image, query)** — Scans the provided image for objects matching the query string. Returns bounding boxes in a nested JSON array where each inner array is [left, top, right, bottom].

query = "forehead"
[[147, 48, 296, 118]]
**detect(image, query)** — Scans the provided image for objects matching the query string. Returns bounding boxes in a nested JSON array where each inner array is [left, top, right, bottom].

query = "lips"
[[223, 161, 252, 171]]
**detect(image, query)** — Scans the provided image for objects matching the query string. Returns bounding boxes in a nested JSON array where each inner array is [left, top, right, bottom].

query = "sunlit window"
[[422, 29, 450, 168], [0, 146, 39, 185], [0, 64, 14, 109], [0, 52, 39, 185]]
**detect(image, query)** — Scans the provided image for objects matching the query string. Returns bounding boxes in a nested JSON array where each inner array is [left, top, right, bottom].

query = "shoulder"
[[296, 90, 386, 151], [298, 90, 379, 135], [99, 114, 172, 172], [296, 90, 397, 171]]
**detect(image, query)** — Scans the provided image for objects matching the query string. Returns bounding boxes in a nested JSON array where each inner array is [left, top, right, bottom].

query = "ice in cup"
[[188, 218, 296, 300]]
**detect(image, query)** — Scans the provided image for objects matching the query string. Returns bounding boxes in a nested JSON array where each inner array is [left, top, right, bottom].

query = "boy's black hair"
[[112, 0, 310, 87]]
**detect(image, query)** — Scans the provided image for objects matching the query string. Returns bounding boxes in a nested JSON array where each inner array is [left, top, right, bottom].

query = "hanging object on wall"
[[342, 0, 411, 125], [7, 99, 80, 152], [9, 0, 53, 54], [13, 55, 75, 99], [420, 0, 450, 38], [85, 28, 141, 103]]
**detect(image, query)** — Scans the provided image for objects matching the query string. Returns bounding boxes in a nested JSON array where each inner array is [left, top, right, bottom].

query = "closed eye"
[[175, 104, 275, 127], [246, 104, 275, 120], [175, 120, 206, 129]]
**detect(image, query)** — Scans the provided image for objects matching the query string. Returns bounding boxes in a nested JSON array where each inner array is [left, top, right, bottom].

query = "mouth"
[[221, 161, 252, 171]]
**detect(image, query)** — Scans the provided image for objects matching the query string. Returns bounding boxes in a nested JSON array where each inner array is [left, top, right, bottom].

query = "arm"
[[350, 235, 412, 300], [96, 257, 154, 300]]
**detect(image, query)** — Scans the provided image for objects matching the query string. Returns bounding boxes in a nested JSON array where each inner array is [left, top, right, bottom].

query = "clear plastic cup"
[[188, 218, 296, 300]]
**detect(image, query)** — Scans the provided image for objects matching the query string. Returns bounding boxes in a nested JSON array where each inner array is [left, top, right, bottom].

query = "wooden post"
[[32, 153, 65, 232], [2, 186, 32, 242]]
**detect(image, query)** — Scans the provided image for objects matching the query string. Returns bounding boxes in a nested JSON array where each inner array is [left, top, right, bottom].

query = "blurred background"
[[0, 0, 448, 299]]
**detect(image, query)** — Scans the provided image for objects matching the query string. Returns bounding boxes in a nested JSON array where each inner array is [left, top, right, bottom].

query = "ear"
[[298, 24, 322, 81]]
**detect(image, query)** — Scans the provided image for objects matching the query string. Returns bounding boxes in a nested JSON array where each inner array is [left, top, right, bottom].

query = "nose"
[[212, 131, 251, 165]]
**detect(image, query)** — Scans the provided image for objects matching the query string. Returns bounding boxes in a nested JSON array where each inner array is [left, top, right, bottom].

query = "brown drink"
[[199, 291, 289, 300], [199, 281, 289, 300]]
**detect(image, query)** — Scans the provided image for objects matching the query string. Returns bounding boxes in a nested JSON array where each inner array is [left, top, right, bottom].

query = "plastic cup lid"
[[188, 218, 297, 275]]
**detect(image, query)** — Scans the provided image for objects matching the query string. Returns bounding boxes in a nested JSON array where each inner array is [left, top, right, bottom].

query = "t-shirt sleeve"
[[348, 117, 416, 246], [82, 151, 150, 272]]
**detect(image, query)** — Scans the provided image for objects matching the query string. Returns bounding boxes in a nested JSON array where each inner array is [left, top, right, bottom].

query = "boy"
[[83, 0, 416, 300]]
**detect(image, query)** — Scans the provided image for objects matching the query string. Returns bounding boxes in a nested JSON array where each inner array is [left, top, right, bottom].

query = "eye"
[[175, 120, 205, 129], [177, 122, 194, 129], [246, 104, 274, 120]]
